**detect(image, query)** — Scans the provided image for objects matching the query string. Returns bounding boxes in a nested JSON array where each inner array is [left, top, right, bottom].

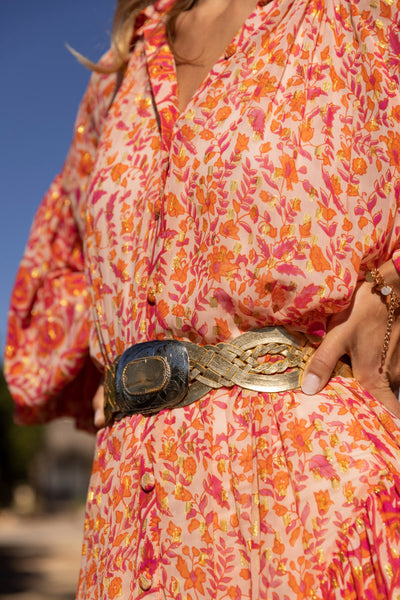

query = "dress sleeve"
[[4, 55, 116, 431], [392, 250, 400, 273]]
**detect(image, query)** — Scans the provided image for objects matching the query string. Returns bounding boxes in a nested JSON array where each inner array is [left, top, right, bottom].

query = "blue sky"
[[0, 1, 114, 351]]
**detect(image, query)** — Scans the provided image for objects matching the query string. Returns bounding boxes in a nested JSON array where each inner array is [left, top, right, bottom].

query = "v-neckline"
[[174, 1, 265, 114], [141, 0, 275, 152]]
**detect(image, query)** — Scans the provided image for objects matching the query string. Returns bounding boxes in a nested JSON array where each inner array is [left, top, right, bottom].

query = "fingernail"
[[301, 373, 321, 395]]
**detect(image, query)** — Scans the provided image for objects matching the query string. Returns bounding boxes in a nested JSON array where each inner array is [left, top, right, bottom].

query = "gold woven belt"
[[104, 327, 352, 426]]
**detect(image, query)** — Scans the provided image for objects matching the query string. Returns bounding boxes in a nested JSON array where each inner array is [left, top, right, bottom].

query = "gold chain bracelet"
[[365, 268, 400, 369]]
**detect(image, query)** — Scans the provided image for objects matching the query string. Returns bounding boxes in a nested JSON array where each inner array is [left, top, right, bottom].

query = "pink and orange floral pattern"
[[6, 0, 400, 597]]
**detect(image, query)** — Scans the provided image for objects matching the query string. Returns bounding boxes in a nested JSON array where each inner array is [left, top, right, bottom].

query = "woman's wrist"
[[373, 258, 400, 297], [365, 260, 400, 369]]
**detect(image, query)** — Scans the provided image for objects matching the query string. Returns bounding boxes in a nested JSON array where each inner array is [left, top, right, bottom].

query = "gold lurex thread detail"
[[366, 268, 400, 369]]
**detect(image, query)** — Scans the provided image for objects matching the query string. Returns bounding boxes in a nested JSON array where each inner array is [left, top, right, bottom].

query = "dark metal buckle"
[[104, 340, 189, 424]]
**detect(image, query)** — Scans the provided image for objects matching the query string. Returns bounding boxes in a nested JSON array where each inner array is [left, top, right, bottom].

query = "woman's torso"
[[76, 0, 400, 366]]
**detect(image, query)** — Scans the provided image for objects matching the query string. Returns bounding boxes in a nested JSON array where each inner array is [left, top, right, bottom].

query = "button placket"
[[135, 444, 159, 596]]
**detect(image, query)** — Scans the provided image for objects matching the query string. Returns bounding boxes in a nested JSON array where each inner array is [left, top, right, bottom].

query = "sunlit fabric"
[[5, 0, 400, 597]]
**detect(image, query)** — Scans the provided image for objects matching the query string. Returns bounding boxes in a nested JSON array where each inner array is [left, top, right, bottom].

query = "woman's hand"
[[301, 259, 400, 419], [93, 382, 106, 428]]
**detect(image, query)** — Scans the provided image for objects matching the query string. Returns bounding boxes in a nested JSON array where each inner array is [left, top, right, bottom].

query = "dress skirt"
[[77, 377, 400, 599]]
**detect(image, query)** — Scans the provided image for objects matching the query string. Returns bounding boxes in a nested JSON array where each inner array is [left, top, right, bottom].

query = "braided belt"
[[104, 327, 351, 426]]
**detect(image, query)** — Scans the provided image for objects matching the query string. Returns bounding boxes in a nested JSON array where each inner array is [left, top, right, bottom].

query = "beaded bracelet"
[[366, 268, 400, 369]]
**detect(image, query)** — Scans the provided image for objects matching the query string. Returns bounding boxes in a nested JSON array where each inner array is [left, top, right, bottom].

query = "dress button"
[[141, 471, 155, 492], [224, 43, 236, 59], [147, 287, 156, 305], [139, 572, 153, 591]]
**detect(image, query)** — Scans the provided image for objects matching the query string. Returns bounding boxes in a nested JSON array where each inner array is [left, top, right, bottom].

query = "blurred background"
[[1, 1, 114, 598]]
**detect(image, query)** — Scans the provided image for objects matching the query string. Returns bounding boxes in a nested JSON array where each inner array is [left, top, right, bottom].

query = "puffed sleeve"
[[4, 53, 117, 431]]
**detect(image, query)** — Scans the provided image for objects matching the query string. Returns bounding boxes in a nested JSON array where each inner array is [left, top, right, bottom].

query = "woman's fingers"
[[300, 271, 400, 418], [92, 383, 106, 428], [301, 326, 347, 395], [301, 327, 400, 417]]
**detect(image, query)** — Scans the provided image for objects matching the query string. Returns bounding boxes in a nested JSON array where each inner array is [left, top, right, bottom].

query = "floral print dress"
[[5, 0, 400, 598]]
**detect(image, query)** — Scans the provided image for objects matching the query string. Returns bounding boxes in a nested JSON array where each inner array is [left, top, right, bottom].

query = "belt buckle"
[[104, 339, 189, 425]]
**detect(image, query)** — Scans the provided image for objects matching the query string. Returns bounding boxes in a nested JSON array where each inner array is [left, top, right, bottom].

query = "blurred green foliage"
[[0, 366, 43, 506]]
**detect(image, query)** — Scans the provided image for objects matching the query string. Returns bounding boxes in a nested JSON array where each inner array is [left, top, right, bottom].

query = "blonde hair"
[[69, 0, 197, 73]]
